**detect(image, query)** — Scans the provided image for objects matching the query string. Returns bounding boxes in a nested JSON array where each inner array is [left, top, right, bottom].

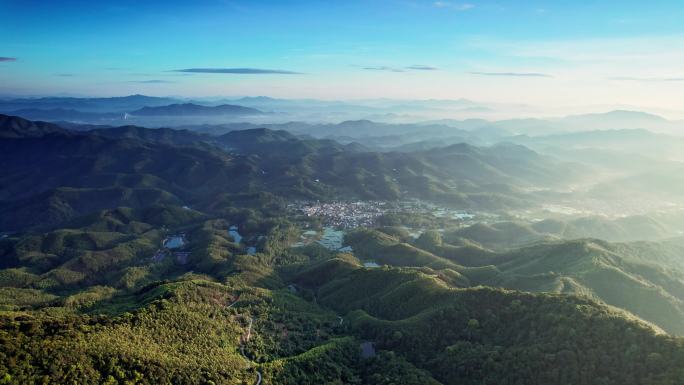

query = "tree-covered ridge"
[[5, 245, 684, 385], [346, 226, 684, 335], [0, 251, 441, 384], [301, 263, 684, 384], [2, 205, 684, 384], [3, 115, 684, 384], [2, 196, 684, 384], [1, 114, 586, 232]]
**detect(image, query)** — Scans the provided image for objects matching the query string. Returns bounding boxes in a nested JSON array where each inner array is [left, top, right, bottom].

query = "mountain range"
[[130, 103, 263, 117], [3, 112, 684, 384], [3, 94, 683, 134], [0, 114, 583, 232], [346, 225, 684, 335]]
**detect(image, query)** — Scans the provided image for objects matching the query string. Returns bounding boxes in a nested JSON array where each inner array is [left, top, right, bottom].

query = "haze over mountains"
[[7, 0, 684, 381], [3, 97, 684, 384], [130, 103, 263, 117], [0, 113, 582, 231], [8, 94, 684, 214], [3, 92, 684, 225], [3, 94, 684, 132]]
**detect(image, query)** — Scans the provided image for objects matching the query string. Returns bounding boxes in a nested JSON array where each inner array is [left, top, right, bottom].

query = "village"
[[288, 199, 480, 229], [287, 199, 484, 254], [147, 200, 483, 265]]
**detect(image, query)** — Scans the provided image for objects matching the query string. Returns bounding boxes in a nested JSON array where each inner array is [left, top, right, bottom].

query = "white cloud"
[[464, 35, 684, 79], [470, 71, 551, 78], [454, 35, 684, 111], [433, 2, 474, 11], [472, 35, 684, 65], [608, 76, 684, 82]]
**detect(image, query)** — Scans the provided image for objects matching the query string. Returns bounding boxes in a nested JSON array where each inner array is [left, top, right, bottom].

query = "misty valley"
[[5, 2, 684, 382], [2, 96, 684, 384]]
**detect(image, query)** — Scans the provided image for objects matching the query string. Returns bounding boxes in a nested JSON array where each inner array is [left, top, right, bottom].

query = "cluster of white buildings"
[[292, 200, 388, 229], [290, 199, 477, 229]]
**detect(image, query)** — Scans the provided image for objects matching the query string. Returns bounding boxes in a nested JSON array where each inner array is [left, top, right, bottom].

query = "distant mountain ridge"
[[0, 114, 71, 138], [6, 108, 121, 121], [0, 94, 181, 113], [0, 114, 584, 231], [89, 125, 213, 147], [129, 103, 263, 116]]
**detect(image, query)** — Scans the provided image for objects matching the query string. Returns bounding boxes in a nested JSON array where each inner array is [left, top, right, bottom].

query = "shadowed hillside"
[[0, 115, 584, 231]]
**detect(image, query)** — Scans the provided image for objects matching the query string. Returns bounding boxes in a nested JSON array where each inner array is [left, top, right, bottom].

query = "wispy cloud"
[[56, 73, 74, 77], [433, 2, 474, 11], [464, 35, 684, 89], [128, 79, 175, 84], [468, 35, 684, 67], [363, 66, 405, 72], [406, 65, 438, 70], [609, 76, 684, 82], [174, 67, 302, 74], [0, 57, 17, 62], [362, 65, 439, 72], [469, 71, 552, 77]]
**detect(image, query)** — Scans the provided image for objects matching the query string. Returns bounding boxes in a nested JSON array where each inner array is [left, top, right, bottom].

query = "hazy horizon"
[[4, 0, 684, 114], [5, 2, 684, 384], [5, 92, 684, 121]]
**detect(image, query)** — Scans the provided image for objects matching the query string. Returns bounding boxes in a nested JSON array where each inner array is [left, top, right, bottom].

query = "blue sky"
[[2, 0, 684, 109]]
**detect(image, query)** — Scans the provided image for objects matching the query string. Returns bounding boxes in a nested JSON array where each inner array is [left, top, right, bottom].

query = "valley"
[[6, 1, 684, 382], [2, 110, 684, 384]]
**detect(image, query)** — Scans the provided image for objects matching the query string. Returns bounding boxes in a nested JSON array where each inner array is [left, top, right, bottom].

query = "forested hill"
[[0, 114, 583, 232], [347, 226, 684, 336], [2, 226, 684, 384], [129, 103, 263, 116], [1, 114, 684, 384], [0, 114, 70, 138]]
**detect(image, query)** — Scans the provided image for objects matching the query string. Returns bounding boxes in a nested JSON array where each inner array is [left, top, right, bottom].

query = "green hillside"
[[493, 239, 684, 335], [2, 115, 684, 383], [314, 266, 684, 385], [1, 115, 585, 232], [346, 224, 684, 335]]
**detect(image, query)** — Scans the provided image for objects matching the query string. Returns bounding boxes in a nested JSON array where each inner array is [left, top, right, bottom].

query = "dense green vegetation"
[[0, 210, 450, 384], [6, 222, 684, 384], [1, 114, 584, 232], [442, 215, 683, 248], [319, 269, 684, 385], [3, 114, 684, 384], [345, 226, 684, 335]]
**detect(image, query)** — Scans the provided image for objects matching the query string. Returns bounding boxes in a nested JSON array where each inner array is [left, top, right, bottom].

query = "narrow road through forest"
[[238, 316, 262, 385]]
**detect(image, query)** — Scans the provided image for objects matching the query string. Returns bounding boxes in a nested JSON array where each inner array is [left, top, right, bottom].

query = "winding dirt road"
[[238, 316, 262, 385]]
